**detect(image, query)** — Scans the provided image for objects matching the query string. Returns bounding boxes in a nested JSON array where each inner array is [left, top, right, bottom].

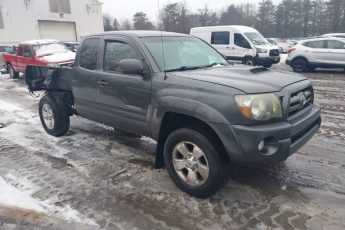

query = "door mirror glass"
[[119, 59, 144, 75]]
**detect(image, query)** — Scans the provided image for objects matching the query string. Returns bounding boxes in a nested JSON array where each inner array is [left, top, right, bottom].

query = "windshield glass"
[[142, 36, 228, 72], [33, 43, 71, 57], [244, 32, 269, 45]]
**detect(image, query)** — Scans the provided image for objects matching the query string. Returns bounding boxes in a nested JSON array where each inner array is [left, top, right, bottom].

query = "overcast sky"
[[100, 0, 281, 23]]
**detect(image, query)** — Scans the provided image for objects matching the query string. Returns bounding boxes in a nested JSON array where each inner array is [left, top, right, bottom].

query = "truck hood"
[[170, 66, 307, 93], [40, 52, 75, 63]]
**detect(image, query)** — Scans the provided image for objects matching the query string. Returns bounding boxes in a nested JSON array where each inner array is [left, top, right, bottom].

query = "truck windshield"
[[33, 43, 71, 57], [142, 36, 228, 72], [244, 32, 270, 46]]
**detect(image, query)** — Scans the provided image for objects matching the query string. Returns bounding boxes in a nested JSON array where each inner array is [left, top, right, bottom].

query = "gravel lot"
[[0, 61, 344, 229]]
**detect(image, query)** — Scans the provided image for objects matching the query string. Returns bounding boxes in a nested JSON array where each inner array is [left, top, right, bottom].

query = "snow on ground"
[[0, 99, 22, 112], [0, 176, 45, 213], [0, 173, 97, 226]]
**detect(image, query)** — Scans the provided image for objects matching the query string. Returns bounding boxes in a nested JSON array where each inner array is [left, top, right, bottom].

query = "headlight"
[[256, 48, 268, 53], [47, 63, 60, 68], [235, 93, 282, 121]]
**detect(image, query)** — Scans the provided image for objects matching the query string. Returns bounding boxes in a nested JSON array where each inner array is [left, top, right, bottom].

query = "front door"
[[325, 39, 345, 65], [232, 33, 252, 59], [97, 36, 152, 135]]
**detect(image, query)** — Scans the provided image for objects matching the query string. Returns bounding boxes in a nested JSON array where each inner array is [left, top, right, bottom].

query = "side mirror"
[[119, 59, 144, 75]]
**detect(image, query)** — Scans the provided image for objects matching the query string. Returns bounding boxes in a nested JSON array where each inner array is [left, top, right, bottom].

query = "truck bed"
[[25, 65, 73, 92]]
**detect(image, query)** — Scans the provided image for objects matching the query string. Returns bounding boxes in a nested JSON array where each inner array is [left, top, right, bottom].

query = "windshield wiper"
[[204, 62, 225, 68], [165, 66, 204, 72]]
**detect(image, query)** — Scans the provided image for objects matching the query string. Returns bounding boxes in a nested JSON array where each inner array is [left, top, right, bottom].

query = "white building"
[[0, 0, 104, 44]]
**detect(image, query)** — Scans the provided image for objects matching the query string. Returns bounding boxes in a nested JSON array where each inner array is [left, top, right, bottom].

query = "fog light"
[[258, 140, 265, 151]]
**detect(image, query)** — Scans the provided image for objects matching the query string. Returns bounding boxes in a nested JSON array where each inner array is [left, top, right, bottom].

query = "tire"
[[243, 57, 256, 66], [39, 94, 70, 137], [7, 64, 19, 79], [291, 58, 308, 72], [164, 126, 230, 198]]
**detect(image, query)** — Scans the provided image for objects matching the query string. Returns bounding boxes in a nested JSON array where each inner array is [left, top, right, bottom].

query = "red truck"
[[2, 39, 75, 79]]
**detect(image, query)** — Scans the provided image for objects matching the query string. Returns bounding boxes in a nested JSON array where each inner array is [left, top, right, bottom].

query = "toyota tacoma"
[[25, 31, 321, 198]]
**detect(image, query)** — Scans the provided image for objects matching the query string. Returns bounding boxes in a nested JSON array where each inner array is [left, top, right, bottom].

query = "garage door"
[[38, 21, 77, 42]]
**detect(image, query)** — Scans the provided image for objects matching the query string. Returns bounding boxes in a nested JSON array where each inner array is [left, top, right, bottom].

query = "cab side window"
[[24, 46, 32, 57], [103, 41, 141, 73], [17, 46, 24, 56], [234, 33, 251, 49], [211, 32, 230, 45], [326, 40, 345, 49], [79, 38, 100, 70]]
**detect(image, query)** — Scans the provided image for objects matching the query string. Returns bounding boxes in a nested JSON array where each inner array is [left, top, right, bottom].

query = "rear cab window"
[[79, 38, 100, 70], [211, 32, 230, 45]]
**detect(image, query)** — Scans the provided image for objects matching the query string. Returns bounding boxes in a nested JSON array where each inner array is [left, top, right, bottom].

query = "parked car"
[[286, 37, 345, 72], [2, 39, 75, 79], [267, 38, 291, 53], [322, 33, 345, 39], [64, 42, 79, 52], [0, 44, 15, 73], [25, 31, 321, 198], [190, 25, 280, 68]]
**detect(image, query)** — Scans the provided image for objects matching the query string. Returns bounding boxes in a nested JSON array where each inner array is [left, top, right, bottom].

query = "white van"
[[190, 25, 281, 67]]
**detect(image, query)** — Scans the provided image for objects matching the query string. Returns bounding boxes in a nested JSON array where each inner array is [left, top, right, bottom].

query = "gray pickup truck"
[[25, 31, 321, 198]]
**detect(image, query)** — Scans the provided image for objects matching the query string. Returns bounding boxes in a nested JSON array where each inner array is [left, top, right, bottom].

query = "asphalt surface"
[[0, 63, 344, 230]]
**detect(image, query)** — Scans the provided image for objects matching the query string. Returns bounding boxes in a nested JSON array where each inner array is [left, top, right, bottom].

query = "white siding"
[[0, 0, 103, 44]]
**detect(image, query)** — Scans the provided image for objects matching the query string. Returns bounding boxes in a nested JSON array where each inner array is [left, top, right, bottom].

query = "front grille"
[[288, 87, 314, 118], [269, 49, 280, 57]]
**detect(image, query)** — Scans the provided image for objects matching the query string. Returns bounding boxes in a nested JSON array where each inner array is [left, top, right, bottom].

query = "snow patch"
[[0, 177, 45, 213], [0, 174, 97, 226], [0, 99, 22, 112], [40, 52, 75, 63]]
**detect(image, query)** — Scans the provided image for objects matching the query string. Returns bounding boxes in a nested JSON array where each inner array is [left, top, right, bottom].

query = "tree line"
[[103, 0, 345, 38]]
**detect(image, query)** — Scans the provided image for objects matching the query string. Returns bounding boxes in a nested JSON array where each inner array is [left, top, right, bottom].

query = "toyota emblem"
[[299, 93, 307, 106]]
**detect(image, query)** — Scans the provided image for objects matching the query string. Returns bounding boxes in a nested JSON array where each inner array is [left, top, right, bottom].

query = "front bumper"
[[230, 103, 321, 165], [255, 56, 280, 66]]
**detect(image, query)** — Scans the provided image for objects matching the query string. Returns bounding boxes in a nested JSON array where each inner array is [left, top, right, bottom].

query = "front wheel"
[[164, 127, 230, 198], [39, 95, 70, 137], [7, 64, 19, 79], [243, 57, 256, 66]]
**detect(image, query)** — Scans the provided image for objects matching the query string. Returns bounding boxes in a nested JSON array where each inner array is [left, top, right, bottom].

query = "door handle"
[[97, 80, 109, 86], [226, 46, 230, 49], [232, 47, 235, 50]]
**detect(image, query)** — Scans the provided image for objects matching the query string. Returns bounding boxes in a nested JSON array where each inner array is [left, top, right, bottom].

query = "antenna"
[[158, 0, 167, 79]]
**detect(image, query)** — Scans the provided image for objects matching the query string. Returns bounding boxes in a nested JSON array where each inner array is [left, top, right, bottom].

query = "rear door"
[[210, 31, 232, 58], [72, 37, 103, 121], [97, 36, 152, 135], [325, 39, 345, 65]]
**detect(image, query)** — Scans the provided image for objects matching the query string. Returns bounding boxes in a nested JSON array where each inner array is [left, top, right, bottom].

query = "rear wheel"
[[164, 126, 230, 198], [39, 95, 70, 137], [291, 58, 308, 72], [7, 64, 19, 79]]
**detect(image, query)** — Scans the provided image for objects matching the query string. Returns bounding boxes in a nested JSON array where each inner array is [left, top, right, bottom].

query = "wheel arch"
[[154, 111, 230, 169]]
